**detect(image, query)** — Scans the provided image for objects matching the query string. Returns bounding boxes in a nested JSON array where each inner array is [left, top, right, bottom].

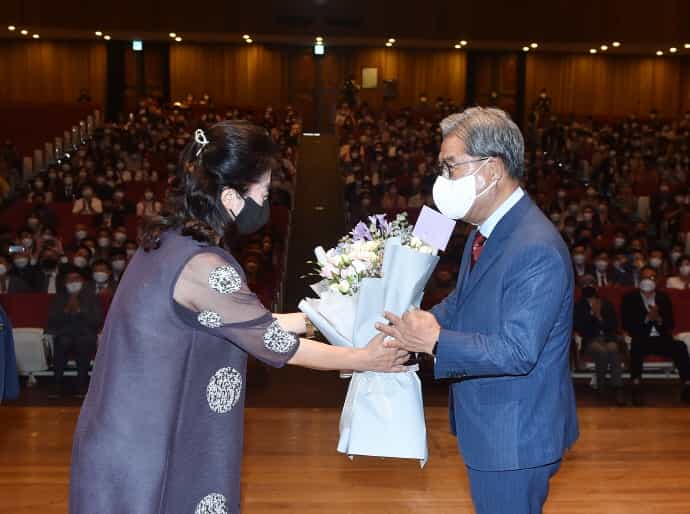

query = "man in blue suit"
[[378, 107, 578, 514]]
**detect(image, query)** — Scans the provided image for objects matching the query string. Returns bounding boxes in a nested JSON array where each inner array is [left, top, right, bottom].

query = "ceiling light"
[[530, 42, 538, 49], [20, 29, 28, 35], [95, 31, 102, 37], [600, 45, 608, 51], [103, 35, 111, 41], [32, 34, 39, 39], [316, 37, 323, 43], [246, 38, 253, 44], [656, 50, 664, 56], [612, 41, 621, 47], [454, 44, 461, 49], [670, 47, 678, 53], [175, 36, 182, 42], [388, 38, 396, 43], [522, 46, 530, 52], [460, 40, 467, 46], [243, 34, 250, 40], [169, 32, 177, 38], [589, 48, 597, 54], [8, 25, 16, 31], [685, 43, 690, 49], [385, 42, 393, 47]]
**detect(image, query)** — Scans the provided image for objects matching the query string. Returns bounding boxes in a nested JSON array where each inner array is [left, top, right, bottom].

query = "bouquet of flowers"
[[299, 213, 439, 465]]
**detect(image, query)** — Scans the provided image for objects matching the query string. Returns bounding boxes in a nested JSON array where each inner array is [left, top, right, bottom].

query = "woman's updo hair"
[[141, 121, 279, 251]]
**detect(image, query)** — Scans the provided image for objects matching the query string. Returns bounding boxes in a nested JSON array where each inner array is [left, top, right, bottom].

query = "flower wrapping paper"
[[299, 236, 438, 465]]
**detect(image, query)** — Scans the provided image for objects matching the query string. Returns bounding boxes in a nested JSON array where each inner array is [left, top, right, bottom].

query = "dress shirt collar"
[[478, 187, 525, 238]]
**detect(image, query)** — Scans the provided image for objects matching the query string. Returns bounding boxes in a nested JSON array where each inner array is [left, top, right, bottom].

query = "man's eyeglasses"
[[435, 157, 489, 179]]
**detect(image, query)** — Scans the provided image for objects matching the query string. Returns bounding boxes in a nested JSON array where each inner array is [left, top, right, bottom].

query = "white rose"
[[410, 236, 423, 248], [338, 280, 351, 294], [352, 259, 369, 274], [419, 245, 435, 254]]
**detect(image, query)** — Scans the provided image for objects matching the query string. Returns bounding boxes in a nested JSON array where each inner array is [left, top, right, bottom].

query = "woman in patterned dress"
[[68, 121, 408, 514]]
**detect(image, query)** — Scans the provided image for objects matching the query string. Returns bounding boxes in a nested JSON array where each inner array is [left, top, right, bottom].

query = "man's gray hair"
[[440, 107, 525, 179]]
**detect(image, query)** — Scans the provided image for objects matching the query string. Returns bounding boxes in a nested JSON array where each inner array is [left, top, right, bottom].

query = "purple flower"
[[368, 214, 391, 236], [351, 221, 373, 241]]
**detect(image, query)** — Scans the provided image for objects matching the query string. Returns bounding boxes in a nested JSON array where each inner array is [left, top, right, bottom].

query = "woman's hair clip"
[[194, 128, 210, 157]]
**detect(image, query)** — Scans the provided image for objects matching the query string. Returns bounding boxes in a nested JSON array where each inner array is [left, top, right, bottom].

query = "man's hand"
[[375, 309, 441, 355], [647, 305, 661, 323]]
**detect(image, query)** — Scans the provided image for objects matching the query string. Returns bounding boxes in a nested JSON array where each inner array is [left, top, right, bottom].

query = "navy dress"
[[69, 231, 300, 514]]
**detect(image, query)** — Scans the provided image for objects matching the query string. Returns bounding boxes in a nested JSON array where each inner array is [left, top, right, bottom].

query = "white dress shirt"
[[478, 187, 525, 238]]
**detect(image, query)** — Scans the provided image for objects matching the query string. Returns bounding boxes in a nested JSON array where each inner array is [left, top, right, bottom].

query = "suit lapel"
[[455, 229, 475, 296], [461, 195, 534, 301]]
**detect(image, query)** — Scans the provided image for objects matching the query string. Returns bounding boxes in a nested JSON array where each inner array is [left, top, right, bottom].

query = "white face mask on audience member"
[[66, 281, 83, 295], [649, 257, 662, 269], [639, 278, 656, 293]]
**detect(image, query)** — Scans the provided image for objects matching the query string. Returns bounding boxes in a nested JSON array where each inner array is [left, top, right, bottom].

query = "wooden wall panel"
[[525, 53, 686, 117], [170, 44, 289, 108], [0, 41, 106, 106], [344, 48, 467, 109]]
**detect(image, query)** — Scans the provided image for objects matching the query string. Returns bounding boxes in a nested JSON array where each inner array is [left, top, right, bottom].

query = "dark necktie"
[[471, 231, 487, 269]]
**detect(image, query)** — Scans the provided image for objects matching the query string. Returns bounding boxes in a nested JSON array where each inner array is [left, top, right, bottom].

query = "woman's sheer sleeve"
[[175, 251, 300, 367]]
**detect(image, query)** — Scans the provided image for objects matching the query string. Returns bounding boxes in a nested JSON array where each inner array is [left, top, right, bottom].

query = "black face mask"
[[233, 197, 270, 235]]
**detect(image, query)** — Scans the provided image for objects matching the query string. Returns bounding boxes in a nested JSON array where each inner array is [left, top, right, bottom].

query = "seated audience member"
[[648, 248, 668, 282], [69, 224, 91, 252], [46, 269, 102, 396], [571, 243, 592, 278], [72, 185, 103, 215], [574, 275, 625, 405], [592, 251, 613, 287], [71, 247, 92, 275], [91, 259, 114, 296], [610, 251, 635, 286], [94, 229, 112, 260], [27, 176, 54, 204], [0, 255, 30, 293], [621, 266, 690, 405], [666, 256, 690, 290], [109, 250, 128, 284], [381, 183, 407, 211], [135, 188, 162, 217], [10, 247, 37, 288], [111, 187, 135, 215], [124, 240, 139, 261], [55, 173, 77, 202], [112, 227, 128, 250], [35, 248, 63, 294], [93, 173, 114, 201]]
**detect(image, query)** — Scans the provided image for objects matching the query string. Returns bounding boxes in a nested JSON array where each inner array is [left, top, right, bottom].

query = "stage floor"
[[1, 405, 690, 514]]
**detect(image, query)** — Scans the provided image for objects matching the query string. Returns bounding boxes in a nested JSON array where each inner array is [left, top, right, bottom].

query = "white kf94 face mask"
[[432, 158, 495, 220]]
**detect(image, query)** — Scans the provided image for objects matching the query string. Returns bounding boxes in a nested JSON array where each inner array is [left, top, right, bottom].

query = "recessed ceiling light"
[[589, 48, 597, 54], [388, 38, 396, 43], [454, 44, 461, 49], [656, 50, 664, 56], [246, 38, 253, 44], [685, 43, 690, 49], [530, 42, 538, 49], [169, 32, 177, 38], [95, 31, 102, 37], [20, 29, 28, 36], [600, 45, 608, 51], [612, 41, 621, 47], [522, 46, 530, 52], [175, 36, 182, 42], [32, 34, 39, 39], [103, 35, 111, 41], [385, 42, 393, 47], [460, 40, 467, 46], [8, 25, 16, 31], [670, 47, 678, 53], [316, 37, 323, 43], [243, 34, 250, 40]]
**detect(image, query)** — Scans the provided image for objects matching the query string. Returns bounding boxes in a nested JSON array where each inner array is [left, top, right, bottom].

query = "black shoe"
[[631, 384, 645, 406], [681, 385, 690, 405], [614, 388, 627, 407]]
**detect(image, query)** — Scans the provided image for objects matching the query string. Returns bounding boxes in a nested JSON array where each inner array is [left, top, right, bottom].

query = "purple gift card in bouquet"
[[298, 209, 454, 465]]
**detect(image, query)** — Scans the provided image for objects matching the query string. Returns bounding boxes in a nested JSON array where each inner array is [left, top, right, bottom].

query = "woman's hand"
[[361, 333, 409, 372]]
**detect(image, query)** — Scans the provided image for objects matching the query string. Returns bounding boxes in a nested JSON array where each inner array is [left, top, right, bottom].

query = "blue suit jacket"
[[431, 194, 579, 472]]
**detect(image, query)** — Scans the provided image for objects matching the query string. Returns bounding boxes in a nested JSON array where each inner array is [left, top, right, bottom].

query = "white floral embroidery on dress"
[[208, 264, 242, 295], [198, 310, 223, 328], [206, 367, 242, 414], [263, 320, 298, 353], [195, 492, 228, 514]]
